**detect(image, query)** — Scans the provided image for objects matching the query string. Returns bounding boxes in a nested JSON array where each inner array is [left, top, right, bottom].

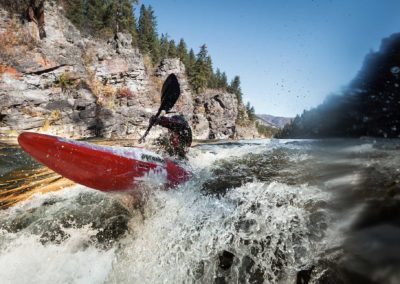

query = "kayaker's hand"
[[150, 115, 159, 125]]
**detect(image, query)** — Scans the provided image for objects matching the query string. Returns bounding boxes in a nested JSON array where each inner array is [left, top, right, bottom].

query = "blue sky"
[[138, 0, 400, 117]]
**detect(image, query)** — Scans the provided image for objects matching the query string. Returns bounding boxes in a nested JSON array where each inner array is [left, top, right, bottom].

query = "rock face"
[[193, 90, 238, 139], [0, 3, 259, 140]]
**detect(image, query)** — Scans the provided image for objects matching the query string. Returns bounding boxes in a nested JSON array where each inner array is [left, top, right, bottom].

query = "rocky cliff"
[[0, 3, 259, 141]]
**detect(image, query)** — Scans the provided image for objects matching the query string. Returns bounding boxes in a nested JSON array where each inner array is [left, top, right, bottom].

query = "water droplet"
[[391, 66, 400, 74]]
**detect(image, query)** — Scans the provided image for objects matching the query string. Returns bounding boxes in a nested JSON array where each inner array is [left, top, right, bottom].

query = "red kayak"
[[18, 132, 190, 192]]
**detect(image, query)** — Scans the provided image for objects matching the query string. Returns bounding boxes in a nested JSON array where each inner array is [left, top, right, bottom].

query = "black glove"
[[149, 115, 159, 125]]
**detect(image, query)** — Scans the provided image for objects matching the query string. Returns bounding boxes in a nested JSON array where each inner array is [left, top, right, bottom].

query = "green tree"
[[246, 102, 256, 121], [115, 0, 138, 44], [147, 5, 160, 63], [177, 38, 188, 64], [63, 0, 85, 30], [186, 48, 196, 76], [228, 75, 243, 104], [138, 5, 151, 53], [205, 55, 214, 88], [62, 0, 138, 42], [220, 72, 228, 89], [138, 5, 160, 63], [190, 44, 210, 94], [87, 0, 107, 35], [159, 33, 170, 60], [168, 39, 177, 58]]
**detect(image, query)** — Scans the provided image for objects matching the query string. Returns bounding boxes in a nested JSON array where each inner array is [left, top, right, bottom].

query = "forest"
[[277, 33, 400, 138]]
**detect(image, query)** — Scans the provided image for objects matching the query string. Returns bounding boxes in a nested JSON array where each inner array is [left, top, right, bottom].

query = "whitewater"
[[1, 139, 399, 283]]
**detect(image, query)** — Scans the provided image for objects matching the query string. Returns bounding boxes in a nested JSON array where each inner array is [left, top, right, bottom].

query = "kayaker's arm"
[[150, 116, 187, 131]]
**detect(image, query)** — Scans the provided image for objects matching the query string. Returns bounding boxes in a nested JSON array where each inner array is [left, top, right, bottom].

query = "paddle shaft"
[[139, 109, 161, 143]]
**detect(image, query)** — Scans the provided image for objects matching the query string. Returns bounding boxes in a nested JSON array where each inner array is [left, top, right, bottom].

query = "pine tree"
[[87, 0, 107, 35], [138, 5, 160, 63], [213, 69, 228, 90], [190, 44, 210, 94], [246, 102, 256, 121], [62, 0, 138, 42], [64, 0, 85, 30], [147, 5, 160, 63], [117, 0, 138, 45], [101, 0, 138, 42], [221, 72, 228, 89], [228, 76, 243, 103], [159, 33, 170, 60], [205, 55, 214, 88], [186, 48, 196, 78], [177, 38, 188, 64], [138, 5, 151, 54], [168, 39, 178, 58]]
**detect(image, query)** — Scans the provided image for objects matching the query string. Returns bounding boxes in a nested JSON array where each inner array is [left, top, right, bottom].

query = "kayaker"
[[149, 114, 192, 159]]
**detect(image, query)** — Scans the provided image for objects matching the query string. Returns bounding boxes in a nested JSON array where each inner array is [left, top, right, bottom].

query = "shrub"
[[0, 18, 37, 61], [49, 109, 61, 121], [102, 84, 115, 97], [116, 87, 134, 98], [255, 121, 279, 138], [143, 54, 153, 73], [55, 72, 78, 93], [0, 0, 28, 16]]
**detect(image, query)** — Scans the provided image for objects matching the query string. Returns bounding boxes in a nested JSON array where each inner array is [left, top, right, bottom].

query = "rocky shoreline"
[[0, 3, 259, 141]]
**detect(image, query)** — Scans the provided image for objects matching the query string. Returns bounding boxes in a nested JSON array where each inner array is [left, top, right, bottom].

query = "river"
[[0, 139, 399, 283]]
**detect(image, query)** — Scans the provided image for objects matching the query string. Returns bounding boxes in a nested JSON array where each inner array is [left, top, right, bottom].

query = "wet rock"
[[214, 277, 228, 284], [297, 267, 313, 284], [94, 214, 129, 245], [219, 250, 235, 270]]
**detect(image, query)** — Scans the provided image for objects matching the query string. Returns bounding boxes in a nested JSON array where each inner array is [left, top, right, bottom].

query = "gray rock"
[[0, 4, 260, 140], [46, 100, 72, 111]]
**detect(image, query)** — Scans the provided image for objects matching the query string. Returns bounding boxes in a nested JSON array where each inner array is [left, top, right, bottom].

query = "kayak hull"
[[17, 132, 189, 192]]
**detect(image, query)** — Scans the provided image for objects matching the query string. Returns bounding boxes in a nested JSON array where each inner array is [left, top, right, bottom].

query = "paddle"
[[138, 73, 181, 143]]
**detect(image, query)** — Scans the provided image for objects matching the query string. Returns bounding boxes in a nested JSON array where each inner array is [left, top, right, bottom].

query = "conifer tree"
[[87, 0, 107, 35], [104, 0, 138, 43], [214, 68, 222, 87], [138, 5, 151, 54], [168, 39, 178, 58], [221, 72, 228, 89], [246, 102, 256, 120], [186, 48, 196, 78], [138, 4, 160, 62], [118, 0, 138, 44], [177, 38, 188, 64], [64, 0, 85, 30], [205, 55, 214, 88], [146, 5, 160, 63], [213, 69, 227, 89], [228, 76, 243, 103], [190, 44, 210, 94], [159, 33, 170, 60]]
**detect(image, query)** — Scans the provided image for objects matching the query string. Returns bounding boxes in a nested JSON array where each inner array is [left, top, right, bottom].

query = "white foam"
[[188, 143, 272, 170], [0, 226, 115, 284], [1, 140, 338, 283], [105, 181, 330, 283]]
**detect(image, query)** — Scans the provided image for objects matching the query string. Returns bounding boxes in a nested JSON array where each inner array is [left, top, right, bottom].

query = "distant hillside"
[[277, 33, 400, 138], [256, 114, 293, 128]]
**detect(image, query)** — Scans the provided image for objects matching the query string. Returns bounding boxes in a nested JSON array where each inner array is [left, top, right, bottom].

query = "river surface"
[[0, 139, 399, 284]]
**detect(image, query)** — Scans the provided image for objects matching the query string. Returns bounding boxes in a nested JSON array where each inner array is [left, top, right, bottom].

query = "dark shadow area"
[[278, 33, 400, 139]]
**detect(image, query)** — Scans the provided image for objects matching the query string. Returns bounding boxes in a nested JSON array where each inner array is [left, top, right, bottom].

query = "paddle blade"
[[161, 73, 180, 112]]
